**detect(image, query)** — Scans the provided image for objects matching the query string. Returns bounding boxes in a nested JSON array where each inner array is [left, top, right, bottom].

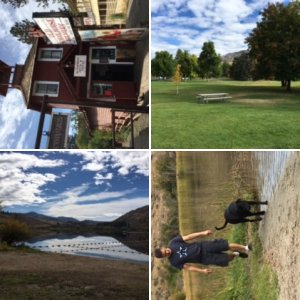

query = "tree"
[[246, 1, 300, 91], [151, 51, 175, 78], [221, 61, 231, 78], [198, 41, 222, 79], [175, 49, 193, 79], [190, 54, 199, 78], [0, 219, 32, 245], [1, 0, 65, 8], [173, 64, 182, 95], [10, 19, 36, 44], [230, 53, 253, 81]]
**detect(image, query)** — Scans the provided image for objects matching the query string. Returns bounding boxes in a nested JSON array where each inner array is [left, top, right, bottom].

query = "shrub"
[[0, 219, 32, 245]]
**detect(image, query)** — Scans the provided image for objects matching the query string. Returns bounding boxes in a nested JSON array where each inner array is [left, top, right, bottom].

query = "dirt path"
[[259, 152, 300, 300], [0, 251, 148, 300]]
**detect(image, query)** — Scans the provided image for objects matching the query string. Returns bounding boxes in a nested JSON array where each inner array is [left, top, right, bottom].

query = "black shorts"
[[199, 239, 230, 267]]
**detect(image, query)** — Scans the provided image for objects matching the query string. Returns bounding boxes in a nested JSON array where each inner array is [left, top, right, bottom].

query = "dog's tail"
[[215, 220, 228, 230]]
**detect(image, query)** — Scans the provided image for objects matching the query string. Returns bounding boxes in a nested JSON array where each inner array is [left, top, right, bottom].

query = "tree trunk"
[[281, 79, 286, 87], [286, 79, 291, 92]]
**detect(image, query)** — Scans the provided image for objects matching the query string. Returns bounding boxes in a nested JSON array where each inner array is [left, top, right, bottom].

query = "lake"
[[254, 151, 293, 204], [26, 235, 149, 264]]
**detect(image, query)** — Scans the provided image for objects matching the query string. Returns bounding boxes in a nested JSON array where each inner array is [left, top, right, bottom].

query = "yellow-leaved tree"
[[173, 64, 182, 95]]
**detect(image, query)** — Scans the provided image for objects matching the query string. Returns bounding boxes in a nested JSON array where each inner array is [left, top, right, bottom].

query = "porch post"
[[34, 95, 48, 149]]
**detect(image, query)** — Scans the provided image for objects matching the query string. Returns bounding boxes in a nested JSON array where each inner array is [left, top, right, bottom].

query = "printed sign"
[[74, 55, 87, 77], [48, 113, 70, 149], [78, 28, 146, 42], [34, 17, 77, 44]]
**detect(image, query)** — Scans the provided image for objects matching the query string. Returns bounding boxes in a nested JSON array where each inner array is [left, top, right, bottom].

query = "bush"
[[0, 219, 32, 245]]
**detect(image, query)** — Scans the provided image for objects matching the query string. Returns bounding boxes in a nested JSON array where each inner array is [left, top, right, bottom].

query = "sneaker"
[[238, 252, 248, 258]]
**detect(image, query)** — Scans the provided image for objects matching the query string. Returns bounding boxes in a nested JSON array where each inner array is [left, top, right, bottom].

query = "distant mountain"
[[24, 212, 78, 223], [0, 206, 149, 233], [222, 50, 247, 64], [112, 205, 149, 231]]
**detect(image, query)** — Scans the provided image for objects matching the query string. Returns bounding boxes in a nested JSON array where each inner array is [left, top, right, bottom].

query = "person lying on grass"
[[154, 230, 251, 274]]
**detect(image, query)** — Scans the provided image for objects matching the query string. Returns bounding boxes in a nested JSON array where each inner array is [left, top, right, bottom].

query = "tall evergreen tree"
[[10, 19, 36, 44], [198, 41, 221, 79], [175, 49, 193, 79]]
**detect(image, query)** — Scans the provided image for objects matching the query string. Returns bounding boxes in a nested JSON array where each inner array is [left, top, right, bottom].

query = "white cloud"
[[46, 196, 149, 221], [111, 151, 149, 176], [94, 172, 113, 185], [0, 90, 35, 148], [69, 151, 149, 179], [0, 152, 66, 206], [152, 0, 287, 56], [44, 184, 147, 221]]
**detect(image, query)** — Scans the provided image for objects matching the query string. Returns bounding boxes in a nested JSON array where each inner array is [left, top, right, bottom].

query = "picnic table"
[[196, 93, 232, 104]]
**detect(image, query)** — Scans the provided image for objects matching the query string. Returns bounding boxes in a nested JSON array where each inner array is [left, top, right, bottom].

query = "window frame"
[[33, 81, 60, 97], [90, 46, 117, 64], [38, 48, 63, 62]]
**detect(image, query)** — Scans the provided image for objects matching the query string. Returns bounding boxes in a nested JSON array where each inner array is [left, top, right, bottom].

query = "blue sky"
[[152, 0, 291, 57], [0, 151, 149, 221], [0, 1, 65, 149]]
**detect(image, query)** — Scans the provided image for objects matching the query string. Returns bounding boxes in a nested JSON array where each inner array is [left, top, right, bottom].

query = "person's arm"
[[183, 264, 213, 274], [182, 230, 213, 242]]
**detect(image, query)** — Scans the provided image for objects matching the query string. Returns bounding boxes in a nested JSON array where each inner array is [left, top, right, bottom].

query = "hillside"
[[112, 206, 149, 254], [113, 205, 149, 231], [0, 205, 149, 238], [222, 50, 247, 63]]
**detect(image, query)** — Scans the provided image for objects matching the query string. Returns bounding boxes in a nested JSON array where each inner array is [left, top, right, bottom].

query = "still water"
[[254, 151, 293, 203], [26, 235, 148, 263]]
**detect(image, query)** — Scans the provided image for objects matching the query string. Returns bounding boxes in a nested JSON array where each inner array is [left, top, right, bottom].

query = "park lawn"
[[152, 80, 300, 149]]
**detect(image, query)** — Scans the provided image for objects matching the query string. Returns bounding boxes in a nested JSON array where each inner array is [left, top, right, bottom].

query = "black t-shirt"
[[168, 235, 202, 270]]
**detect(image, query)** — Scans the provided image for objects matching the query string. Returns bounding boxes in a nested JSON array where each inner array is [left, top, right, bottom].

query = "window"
[[90, 47, 116, 64], [91, 83, 113, 97], [38, 48, 63, 61], [33, 81, 59, 97]]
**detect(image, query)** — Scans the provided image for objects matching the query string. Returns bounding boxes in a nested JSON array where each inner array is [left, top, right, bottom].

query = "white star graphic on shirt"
[[177, 246, 188, 258]]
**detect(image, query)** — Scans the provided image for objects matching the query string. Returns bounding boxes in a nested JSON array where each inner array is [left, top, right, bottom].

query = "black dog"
[[215, 199, 268, 230]]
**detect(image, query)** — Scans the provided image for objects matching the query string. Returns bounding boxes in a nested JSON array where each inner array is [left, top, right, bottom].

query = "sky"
[[0, 0, 65, 149], [152, 0, 291, 58], [0, 151, 149, 221]]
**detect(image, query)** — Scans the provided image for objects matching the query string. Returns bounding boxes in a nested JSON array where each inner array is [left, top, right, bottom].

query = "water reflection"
[[254, 151, 293, 203], [26, 235, 148, 263]]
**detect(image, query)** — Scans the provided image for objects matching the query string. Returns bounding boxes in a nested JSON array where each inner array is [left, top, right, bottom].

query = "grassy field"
[[152, 80, 300, 149]]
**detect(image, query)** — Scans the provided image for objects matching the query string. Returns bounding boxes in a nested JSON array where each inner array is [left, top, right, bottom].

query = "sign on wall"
[[48, 113, 70, 149], [33, 16, 77, 45], [78, 28, 146, 42], [74, 55, 87, 77]]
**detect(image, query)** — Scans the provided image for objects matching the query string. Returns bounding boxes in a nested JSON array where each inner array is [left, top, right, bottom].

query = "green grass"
[[216, 223, 279, 300], [152, 79, 300, 149]]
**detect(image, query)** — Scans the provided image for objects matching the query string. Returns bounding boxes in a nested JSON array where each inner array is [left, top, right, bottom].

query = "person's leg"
[[229, 243, 251, 252], [200, 252, 231, 267], [228, 254, 235, 261]]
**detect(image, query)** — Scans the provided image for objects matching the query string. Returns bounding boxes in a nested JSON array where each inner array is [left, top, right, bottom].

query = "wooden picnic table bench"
[[196, 93, 232, 104]]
